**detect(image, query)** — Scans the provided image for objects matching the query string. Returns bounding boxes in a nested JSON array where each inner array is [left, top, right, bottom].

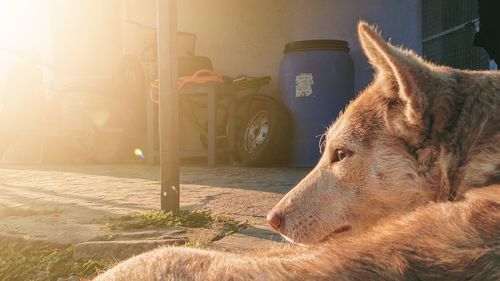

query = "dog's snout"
[[267, 211, 284, 232]]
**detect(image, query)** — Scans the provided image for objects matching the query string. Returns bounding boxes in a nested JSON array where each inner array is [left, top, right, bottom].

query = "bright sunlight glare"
[[0, 0, 52, 82]]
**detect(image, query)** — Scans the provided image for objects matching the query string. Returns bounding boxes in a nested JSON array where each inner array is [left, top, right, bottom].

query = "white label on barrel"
[[295, 73, 314, 97]]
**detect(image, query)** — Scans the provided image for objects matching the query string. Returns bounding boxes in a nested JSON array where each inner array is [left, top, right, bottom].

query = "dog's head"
[[268, 22, 457, 244]]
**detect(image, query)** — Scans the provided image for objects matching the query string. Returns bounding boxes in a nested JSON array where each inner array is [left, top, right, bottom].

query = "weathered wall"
[[175, 0, 422, 94], [291, 0, 422, 93], [53, 0, 422, 93], [177, 0, 421, 94]]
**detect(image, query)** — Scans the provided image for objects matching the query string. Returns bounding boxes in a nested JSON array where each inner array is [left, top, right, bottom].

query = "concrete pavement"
[[0, 165, 308, 254]]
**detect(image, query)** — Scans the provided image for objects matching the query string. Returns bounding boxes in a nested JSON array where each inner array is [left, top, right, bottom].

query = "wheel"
[[236, 96, 291, 166]]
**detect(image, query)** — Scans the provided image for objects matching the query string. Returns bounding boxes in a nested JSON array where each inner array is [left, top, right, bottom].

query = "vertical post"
[[207, 89, 216, 166], [157, 0, 179, 212]]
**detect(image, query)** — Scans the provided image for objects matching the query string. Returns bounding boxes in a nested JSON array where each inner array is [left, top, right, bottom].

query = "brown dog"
[[94, 22, 500, 280], [267, 20, 500, 244]]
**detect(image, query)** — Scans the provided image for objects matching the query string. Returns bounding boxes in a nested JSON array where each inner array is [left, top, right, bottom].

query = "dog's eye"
[[332, 149, 352, 163]]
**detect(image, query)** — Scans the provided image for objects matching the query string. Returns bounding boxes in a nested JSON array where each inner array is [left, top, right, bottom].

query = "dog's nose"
[[267, 211, 283, 232]]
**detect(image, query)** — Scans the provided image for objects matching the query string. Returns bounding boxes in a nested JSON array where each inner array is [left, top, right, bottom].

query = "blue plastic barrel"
[[279, 40, 354, 167]]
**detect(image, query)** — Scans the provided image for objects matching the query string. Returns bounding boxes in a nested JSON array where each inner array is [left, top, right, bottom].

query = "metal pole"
[[157, 0, 179, 212]]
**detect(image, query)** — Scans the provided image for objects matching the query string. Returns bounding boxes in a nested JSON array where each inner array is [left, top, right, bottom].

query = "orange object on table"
[[150, 69, 224, 104]]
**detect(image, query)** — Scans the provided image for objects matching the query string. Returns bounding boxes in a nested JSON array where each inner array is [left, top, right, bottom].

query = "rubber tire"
[[236, 97, 291, 166]]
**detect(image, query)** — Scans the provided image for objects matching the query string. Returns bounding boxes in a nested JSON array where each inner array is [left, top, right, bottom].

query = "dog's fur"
[[94, 22, 500, 280]]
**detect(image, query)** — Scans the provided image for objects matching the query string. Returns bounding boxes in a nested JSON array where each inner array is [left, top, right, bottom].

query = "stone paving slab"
[[87, 229, 188, 241], [211, 224, 288, 253]]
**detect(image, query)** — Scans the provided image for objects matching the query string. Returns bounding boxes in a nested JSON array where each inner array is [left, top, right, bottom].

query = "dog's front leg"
[[93, 247, 226, 281], [93, 246, 322, 281]]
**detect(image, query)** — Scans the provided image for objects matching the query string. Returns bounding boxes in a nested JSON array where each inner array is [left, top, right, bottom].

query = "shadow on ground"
[[0, 164, 310, 193]]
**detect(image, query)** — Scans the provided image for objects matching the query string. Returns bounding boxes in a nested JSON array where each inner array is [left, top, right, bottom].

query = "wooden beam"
[[157, 0, 179, 212]]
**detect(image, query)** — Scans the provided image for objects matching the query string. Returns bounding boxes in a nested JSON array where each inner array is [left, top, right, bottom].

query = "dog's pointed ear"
[[358, 21, 435, 146]]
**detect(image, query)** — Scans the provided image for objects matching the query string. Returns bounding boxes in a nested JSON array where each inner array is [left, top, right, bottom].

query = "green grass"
[[0, 242, 117, 281], [0, 210, 247, 280], [108, 209, 247, 233]]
